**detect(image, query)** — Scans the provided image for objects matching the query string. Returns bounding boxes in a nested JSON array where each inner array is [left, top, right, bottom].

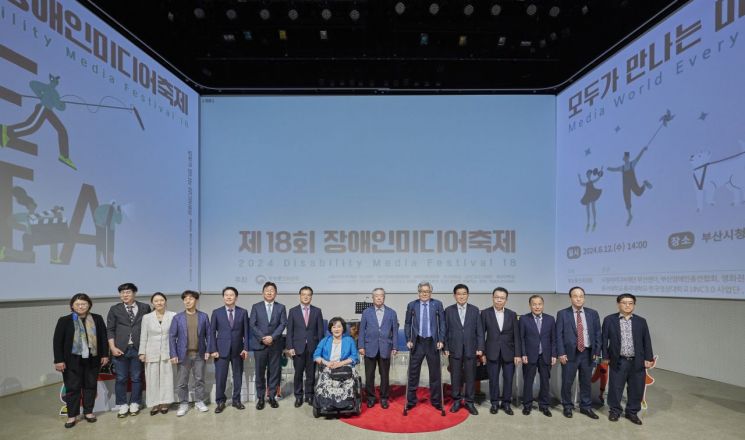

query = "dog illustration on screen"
[[689, 142, 745, 211]]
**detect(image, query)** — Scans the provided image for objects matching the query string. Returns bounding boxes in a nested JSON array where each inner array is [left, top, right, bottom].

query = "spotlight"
[[279, 30, 287, 40], [226, 9, 237, 20], [420, 33, 429, 46], [549, 32, 558, 41], [491, 4, 502, 16], [520, 40, 532, 47], [288, 9, 299, 21], [549, 6, 560, 17], [321, 8, 332, 20], [464, 4, 474, 16], [394, 2, 406, 15], [350, 9, 360, 21], [526, 4, 537, 16], [243, 30, 253, 41], [429, 3, 439, 15], [320, 30, 328, 40], [193, 8, 205, 19], [222, 33, 236, 42], [167, 11, 174, 22], [539, 39, 547, 48], [498, 36, 506, 46], [259, 9, 270, 20], [458, 35, 467, 46], [581, 5, 589, 15]]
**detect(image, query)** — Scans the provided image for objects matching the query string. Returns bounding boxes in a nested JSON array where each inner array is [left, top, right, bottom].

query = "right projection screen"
[[556, 0, 745, 299]]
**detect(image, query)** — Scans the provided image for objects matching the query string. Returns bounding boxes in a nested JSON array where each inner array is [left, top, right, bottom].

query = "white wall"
[[2, 291, 744, 397]]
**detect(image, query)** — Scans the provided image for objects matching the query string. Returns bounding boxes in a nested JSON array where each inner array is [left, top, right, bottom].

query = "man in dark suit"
[[482, 287, 522, 415], [286, 286, 324, 408], [106, 282, 151, 417], [444, 283, 484, 415], [209, 286, 250, 413], [249, 281, 287, 410], [404, 281, 446, 411], [601, 293, 654, 425], [556, 286, 602, 419], [519, 294, 557, 417], [358, 287, 399, 409]]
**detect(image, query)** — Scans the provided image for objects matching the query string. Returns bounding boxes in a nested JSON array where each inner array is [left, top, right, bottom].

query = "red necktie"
[[576, 310, 585, 352]]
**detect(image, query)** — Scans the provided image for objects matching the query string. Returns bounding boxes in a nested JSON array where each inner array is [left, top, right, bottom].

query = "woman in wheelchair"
[[312, 317, 361, 416]]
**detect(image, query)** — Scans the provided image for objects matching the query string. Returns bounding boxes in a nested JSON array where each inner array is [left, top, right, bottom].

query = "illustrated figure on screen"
[[689, 144, 745, 211], [0, 74, 77, 170], [607, 147, 653, 226], [93, 201, 122, 268], [578, 167, 603, 232]]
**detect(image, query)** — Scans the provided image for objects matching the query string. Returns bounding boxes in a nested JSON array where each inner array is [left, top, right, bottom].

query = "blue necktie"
[[422, 302, 430, 338]]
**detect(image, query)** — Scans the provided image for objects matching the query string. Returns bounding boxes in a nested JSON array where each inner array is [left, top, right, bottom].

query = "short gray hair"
[[417, 281, 433, 292], [372, 288, 385, 296]]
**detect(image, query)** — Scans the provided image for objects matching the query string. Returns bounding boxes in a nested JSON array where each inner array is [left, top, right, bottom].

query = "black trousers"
[[607, 357, 645, 416], [487, 359, 515, 406], [364, 354, 391, 400], [214, 351, 244, 404], [449, 355, 476, 403], [522, 358, 552, 409], [254, 343, 282, 399], [292, 348, 316, 399], [63, 355, 100, 417], [406, 337, 441, 406], [561, 349, 593, 410]]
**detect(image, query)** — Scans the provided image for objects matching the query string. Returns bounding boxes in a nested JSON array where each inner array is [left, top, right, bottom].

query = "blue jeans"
[[113, 346, 143, 405]]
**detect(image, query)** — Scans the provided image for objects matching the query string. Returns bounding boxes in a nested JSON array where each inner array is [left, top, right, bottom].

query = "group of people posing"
[[52, 282, 653, 429]]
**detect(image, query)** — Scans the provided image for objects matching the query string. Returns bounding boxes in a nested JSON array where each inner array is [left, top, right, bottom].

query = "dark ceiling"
[[80, 0, 686, 95]]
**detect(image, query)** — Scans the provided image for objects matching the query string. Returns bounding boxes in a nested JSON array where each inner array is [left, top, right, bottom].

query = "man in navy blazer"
[[358, 287, 399, 409], [209, 287, 250, 413], [519, 294, 557, 417], [404, 281, 446, 411], [555, 286, 601, 419], [482, 287, 522, 415], [249, 281, 287, 410], [444, 284, 484, 415], [601, 293, 654, 425], [286, 286, 324, 408]]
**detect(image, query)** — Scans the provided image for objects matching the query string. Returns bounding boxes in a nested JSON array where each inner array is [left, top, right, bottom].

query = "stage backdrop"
[[0, 0, 199, 300], [556, 0, 745, 298], [200, 95, 556, 293]]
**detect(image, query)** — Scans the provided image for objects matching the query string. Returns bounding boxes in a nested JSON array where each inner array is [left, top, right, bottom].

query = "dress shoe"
[[450, 401, 462, 413], [563, 408, 573, 418], [64, 419, 76, 429], [159, 404, 169, 414], [381, 400, 389, 409], [84, 415, 97, 423], [232, 402, 245, 410], [502, 405, 514, 415], [625, 413, 643, 425], [256, 399, 265, 410], [294, 398, 303, 408], [522, 407, 531, 415], [405, 403, 416, 411], [214, 402, 226, 413], [465, 403, 479, 415], [269, 399, 279, 409], [150, 407, 160, 416], [367, 398, 376, 408], [580, 408, 599, 419], [490, 404, 499, 414], [609, 412, 620, 422], [433, 404, 443, 412], [540, 408, 552, 417]]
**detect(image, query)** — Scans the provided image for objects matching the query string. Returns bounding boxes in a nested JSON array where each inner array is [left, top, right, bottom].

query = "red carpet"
[[340, 385, 469, 433]]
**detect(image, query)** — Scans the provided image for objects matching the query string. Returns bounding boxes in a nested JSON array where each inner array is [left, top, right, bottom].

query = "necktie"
[[228, 309, 234, 327], [459, 307, 465, 326], [535, 315, 543, 354], [576, 310, 585, 352], [126, 305, 134, 322], [376, 308, 383, 327], [266, 303, 273, 321], [303, 307, 309, 326], [422, 302, 430, 338]]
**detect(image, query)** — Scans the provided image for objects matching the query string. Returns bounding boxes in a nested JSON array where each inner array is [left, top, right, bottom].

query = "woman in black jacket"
[[53, 293, 109, 428]]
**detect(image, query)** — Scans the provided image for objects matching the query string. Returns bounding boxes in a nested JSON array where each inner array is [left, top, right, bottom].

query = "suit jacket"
[[286, 304, 324, 355], [138, 310, 176, 362], [555, 306, 601, 360], [358, 305, 399, 358], [168, 310, 211, 360], [53, 313, 109, 364], [208, 306, 250, 357], [313, 335, 359, 366], [106, 301, 151, 351], [519, 313, 557, 364], [601, 313, 653, 371], [404, 299, 446, 349], [444, 303, 484, 359], [249, 301, 287, 351], [481, 307, 522, 362]]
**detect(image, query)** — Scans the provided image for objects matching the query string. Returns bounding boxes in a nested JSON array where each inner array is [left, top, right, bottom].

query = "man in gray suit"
[[249, 281, 287, 410], [358, 287, 399, 409], [107, 282, 151, 417]]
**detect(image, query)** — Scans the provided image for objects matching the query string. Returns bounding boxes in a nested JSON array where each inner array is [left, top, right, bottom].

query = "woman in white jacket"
[[138, 292, 176, 415]]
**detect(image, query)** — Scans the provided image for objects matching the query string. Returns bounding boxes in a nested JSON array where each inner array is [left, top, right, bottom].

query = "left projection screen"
[[0, 2, 199, 300]]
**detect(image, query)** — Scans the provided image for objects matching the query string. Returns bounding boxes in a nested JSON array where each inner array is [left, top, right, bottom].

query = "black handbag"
[[329, 365, 354, 381]]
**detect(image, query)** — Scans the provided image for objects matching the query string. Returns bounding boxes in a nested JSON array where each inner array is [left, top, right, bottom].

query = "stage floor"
[[2, 368, 743, 439]]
